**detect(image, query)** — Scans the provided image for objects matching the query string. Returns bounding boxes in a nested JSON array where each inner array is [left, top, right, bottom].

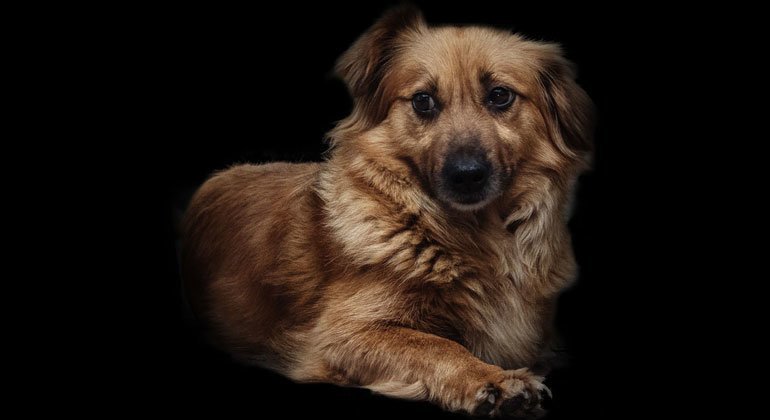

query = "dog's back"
[[181, 162, 324, 368]]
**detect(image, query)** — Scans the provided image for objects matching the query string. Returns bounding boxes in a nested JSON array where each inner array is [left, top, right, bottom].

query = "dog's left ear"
[[536, 46, 596, 160], [335, 6, 426, 127]]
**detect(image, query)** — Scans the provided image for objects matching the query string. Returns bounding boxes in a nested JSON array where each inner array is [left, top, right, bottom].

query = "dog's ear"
[[335, 6, 425, 126], [536, 45, 595, 159]]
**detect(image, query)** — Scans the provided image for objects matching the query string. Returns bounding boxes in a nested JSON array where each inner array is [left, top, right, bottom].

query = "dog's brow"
[[426, 77, 438, 93], [478, 69, 526, 97], [417, 74, 438, 94], [479, 70, 494, 86]]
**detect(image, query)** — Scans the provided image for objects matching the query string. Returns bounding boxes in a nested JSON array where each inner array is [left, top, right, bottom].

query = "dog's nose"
[[443, 153, 491, 195]]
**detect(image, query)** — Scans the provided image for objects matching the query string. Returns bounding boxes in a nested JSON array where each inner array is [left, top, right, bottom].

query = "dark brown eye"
[[412, 92, 436, 114], [487, 87, 515, 109]]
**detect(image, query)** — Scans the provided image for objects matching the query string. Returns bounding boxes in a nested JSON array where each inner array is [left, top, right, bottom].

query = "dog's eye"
[[412, 93, 436, 114], [487, 87, 515, 110]]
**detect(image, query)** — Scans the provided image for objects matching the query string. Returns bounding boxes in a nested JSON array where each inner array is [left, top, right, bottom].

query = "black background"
[[125, 1, 718, 418]]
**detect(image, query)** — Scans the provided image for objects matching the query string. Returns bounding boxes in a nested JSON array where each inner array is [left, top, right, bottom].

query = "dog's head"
[[331, 7, 594, 211]]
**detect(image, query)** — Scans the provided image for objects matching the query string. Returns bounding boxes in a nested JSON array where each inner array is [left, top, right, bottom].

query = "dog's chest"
[[438, 278, 546, 369]]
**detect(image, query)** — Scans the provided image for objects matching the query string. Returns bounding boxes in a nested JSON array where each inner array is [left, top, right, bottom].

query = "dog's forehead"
[[398, 26, 544, 96]]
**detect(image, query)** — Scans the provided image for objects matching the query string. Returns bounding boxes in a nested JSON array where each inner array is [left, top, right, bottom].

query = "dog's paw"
[[471, 368, 550, 419], [472, 383, 502, 416]]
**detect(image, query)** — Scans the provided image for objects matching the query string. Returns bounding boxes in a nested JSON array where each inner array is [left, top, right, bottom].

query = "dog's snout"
[[442, 152, 491, 196]]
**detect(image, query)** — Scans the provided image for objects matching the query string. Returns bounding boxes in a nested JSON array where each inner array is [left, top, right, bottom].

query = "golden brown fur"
[[182, 7, 593, 418]]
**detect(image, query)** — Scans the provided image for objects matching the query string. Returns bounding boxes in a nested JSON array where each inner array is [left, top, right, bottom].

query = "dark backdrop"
[[130, 2, 702, 418]]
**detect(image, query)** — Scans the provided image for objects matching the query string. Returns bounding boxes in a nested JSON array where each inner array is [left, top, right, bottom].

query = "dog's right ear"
[[335, 6, 425, 127]]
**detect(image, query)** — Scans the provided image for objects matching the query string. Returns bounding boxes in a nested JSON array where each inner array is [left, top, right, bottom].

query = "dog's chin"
[[438, 187, 500, 212], [446, 199, 493, 212]]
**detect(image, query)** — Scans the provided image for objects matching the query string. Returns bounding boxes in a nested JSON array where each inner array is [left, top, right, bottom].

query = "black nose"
[[442, 152, 491, 196]]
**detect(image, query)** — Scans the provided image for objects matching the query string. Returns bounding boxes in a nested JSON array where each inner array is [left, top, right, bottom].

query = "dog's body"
[[182, 7, 593, 418]]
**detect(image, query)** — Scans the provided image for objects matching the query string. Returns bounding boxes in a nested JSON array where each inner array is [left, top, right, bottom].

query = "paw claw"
[[468, 369, 550, 418], [538, 383, 552, 399], [522, 390, 539, 410], [473, 385, 500, 416], [539, 385, 553, 410]]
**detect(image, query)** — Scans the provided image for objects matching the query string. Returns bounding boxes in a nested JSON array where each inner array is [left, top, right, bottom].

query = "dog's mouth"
[[436, 153, 501, 211], [438, 179, 501, 211]]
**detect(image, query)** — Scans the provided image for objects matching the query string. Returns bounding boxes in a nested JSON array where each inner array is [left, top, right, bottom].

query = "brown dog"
[[181, 6, 593, 418]]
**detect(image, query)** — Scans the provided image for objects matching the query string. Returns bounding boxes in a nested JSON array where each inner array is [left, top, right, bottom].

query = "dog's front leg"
[[306, 326, 549, 418]]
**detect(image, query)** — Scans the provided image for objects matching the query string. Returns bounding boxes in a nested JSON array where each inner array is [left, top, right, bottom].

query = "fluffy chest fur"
[[317, 156, 576, 368]]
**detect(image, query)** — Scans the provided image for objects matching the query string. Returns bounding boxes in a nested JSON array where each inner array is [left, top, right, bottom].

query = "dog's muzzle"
[[440, 150, 492, 206]]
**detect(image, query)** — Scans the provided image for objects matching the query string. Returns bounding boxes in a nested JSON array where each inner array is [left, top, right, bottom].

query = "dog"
[[181, 6, 593, 418]]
